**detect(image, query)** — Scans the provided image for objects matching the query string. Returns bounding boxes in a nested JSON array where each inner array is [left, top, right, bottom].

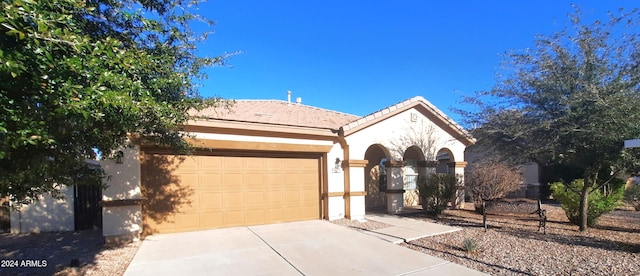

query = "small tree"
[[466, 161, 524, 209], [418, 173, 459, 215], [457, 7, 640, 230], [551, 179, 624, 227], [0, 0, 232, 204]]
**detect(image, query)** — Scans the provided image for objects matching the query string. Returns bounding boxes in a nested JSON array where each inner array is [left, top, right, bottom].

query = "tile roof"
[[192, 100, 361, 129]]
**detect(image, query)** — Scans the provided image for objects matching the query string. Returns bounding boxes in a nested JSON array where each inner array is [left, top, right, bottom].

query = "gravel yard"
[[2, 201, 638, 275], [334, 202, 640, 276], [0, 229, 141, 275]]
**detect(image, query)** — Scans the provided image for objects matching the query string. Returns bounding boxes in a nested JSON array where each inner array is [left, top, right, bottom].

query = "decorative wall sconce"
[[115, 150, 124, 164], [332, 157, 342, 173]]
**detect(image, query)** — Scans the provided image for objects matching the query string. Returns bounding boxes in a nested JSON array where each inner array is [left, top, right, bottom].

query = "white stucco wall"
[[10, 185, 74, 233], [101, 146, 142, 241], [102, 147, 142, 201], [344, 107, 470, 214], [345, 108, 467, 163], [102, 205, 142, 237], [326, 144, 346, 220]]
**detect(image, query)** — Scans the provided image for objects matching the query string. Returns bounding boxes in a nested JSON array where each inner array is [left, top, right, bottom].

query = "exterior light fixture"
[[332, 158, 342, 173]]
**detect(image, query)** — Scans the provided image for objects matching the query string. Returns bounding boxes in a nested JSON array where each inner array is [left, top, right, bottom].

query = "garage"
[[141, 150, 321, 235]]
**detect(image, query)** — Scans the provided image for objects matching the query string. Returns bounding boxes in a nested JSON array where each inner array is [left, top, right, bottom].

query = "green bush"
[[462, 237, 479, 254], [550, 179, 624, 227], [418, 173, 458, 215], [624, 185, 640, 211]]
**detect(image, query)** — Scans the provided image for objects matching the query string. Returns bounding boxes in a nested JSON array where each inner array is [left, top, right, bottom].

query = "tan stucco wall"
[[101, 132, 341, 239]]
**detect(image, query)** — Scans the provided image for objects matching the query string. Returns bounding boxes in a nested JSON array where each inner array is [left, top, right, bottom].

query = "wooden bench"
[[482, 198, 547, 234]]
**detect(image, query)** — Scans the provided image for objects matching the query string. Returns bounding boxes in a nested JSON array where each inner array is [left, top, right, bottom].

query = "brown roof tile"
[[193, 100, 361, 129]]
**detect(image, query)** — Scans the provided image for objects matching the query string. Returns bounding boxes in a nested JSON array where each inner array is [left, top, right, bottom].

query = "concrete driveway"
[[124, 220, 484, 275]]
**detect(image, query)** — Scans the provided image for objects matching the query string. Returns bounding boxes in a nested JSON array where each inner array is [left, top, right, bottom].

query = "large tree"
[[1, 0, 230, 204], [459, 7, 640, 231]]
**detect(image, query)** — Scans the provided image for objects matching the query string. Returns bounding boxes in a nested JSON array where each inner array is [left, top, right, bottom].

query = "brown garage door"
[[141, 151, 321, 235]]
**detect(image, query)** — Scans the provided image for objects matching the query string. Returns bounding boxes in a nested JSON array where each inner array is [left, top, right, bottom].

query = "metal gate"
[[74, 183, 102, 231]]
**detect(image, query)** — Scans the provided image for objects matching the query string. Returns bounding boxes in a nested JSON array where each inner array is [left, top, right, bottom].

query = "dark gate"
[[74, 183, 102, 231]]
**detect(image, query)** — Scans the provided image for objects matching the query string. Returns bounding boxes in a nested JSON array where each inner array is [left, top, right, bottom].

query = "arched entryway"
[[436, 148, 454, 173], [364, 144, 390, 211]]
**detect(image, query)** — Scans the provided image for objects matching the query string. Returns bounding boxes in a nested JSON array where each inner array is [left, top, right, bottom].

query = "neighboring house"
[[96, 96, 474, 243]]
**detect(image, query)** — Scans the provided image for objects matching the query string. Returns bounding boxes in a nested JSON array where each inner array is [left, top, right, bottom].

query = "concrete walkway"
[[363, 213, 462, 244], [125, 220, 485, 276]]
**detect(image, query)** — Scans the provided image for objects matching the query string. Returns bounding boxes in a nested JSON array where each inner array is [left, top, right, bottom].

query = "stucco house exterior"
[[15, 96, 473, 242]]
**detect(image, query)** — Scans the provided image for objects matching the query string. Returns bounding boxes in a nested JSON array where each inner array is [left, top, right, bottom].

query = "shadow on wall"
[[365, 165, 386, 210], [140, 153, 193, 237], [10, 187, 75, 233]]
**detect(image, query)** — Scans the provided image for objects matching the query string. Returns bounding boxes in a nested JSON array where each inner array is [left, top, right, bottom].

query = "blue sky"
[[195, 1, 639, 124]]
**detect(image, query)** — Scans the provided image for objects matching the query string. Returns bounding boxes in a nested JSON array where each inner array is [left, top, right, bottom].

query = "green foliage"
[[0, 0, 230, 204], [624, 185, 640, 211], [418, 173, 458, 215], [458, 6, 640, 230], [462, 237, 478, 254], [551, 179, 624, 227]]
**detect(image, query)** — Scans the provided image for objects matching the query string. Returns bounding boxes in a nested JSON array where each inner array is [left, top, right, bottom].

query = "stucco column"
[[384, 160, 406, 214], [101, 146, 143, 244], [448, 161, 468, 209], [343, 160, 368, 220]]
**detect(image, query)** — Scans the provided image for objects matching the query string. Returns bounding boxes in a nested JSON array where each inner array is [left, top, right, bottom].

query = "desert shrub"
[[624, 185, 640, 211], [418, 173, 458, 215], [551, 179, 624, 227], [462, 237, 478, 254], [466, 161, 524, 209]]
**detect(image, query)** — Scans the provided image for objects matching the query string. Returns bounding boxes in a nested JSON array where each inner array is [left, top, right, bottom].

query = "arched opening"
[[364, 144, 390, 211], [436, 148, 455, 174]]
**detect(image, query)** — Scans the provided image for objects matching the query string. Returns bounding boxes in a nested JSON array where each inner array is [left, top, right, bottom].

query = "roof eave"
[[186, 119, 339, 140], [341, 97, 476, 146]]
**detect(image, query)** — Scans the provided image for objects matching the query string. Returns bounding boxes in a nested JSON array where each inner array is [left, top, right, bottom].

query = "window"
[[404, 160, 418, 190]]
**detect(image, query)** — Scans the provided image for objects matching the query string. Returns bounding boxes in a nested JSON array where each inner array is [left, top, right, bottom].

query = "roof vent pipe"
[[296, 97, 302, 104], [287, 91, 291, 105]]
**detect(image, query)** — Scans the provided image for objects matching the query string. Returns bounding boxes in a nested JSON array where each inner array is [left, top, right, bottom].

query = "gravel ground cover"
[[2, 202, 638, 276], [333, 203, 640, 276], [0, 229, 141, 275]]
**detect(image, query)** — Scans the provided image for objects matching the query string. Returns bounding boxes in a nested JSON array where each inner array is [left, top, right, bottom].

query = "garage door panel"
[[224, 158, 244, 169], [224, 192, 245, 209], [201, 192, 223, 209], [199, 174, 222, 190], [245, 173, 265, 189], [175, 213, 200, 230], [246, 209, 266, 224], [142, 152, 320, 235], [284, 190, 302, 204], [245, 191, 265, 206], [222, 174, 244, 189], [223, 210, 246, 226], [283, 174, 301, 185], [201, 212, 223, 228]]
